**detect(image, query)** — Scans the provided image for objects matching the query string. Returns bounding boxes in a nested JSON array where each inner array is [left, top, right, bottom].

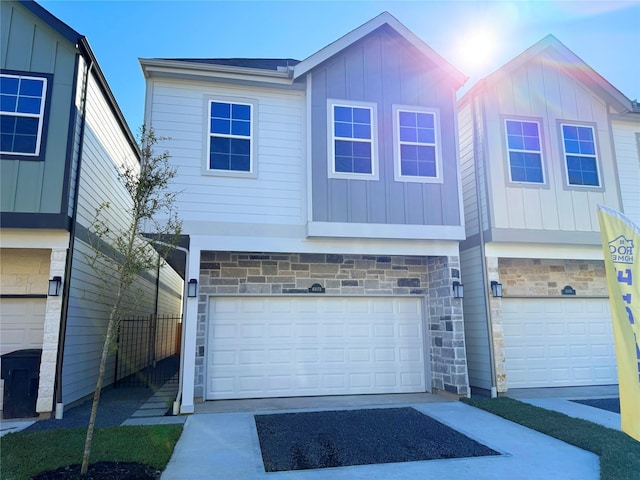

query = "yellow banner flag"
[[597, 205, 640, 441]]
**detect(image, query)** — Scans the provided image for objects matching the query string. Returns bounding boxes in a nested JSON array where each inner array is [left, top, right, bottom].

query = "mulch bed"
[[31, 461, 160, 480], [571, 398, 620, 414], [255, 407, 499, 472]]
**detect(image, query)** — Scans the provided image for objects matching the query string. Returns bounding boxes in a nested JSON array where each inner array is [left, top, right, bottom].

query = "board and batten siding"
[[460, 247, 493, 390], [310, 27, 461, 227], [612, 118, 640, 225], [0, 0, 76, 214], [147, 79, 305, 229], [480, 54, 621, 234], [61, 72, 167, 405]]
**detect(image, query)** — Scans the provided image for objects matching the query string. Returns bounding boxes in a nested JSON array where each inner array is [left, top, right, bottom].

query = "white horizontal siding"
[[612, 119, 640, 224], [147, 80, 305, 229]]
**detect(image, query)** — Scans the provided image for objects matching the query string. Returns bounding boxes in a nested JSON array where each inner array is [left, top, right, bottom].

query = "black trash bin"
[[1, 349, 42, 419]]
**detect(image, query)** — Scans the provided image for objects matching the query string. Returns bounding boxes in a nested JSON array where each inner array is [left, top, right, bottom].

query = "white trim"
[[292, 12, 466, 86], [0, 229, 70, 249], [203, 95, 258, 178], [0, 74, 48, 157], [392, 105, 443, 183], [327, 99, 379, 180], [560, 122, 602, 189], [307, 221, 465, 241], [504, 118, 546, 185], [485, 242, 604, 260], [306, 73, 313, 223]]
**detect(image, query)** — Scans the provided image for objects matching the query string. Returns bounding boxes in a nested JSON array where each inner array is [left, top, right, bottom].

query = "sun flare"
[[455, 28, 498, 72]]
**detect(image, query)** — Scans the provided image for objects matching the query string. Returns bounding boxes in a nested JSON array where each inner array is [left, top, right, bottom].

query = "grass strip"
[[0, 424, 182, 480], [462, 397, 640, 480]]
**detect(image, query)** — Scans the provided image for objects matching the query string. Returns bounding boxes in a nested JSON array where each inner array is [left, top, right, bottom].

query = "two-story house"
[[141, 12, 470, 414], [458, 35, 638, 396], [1, 0, 183, 419]]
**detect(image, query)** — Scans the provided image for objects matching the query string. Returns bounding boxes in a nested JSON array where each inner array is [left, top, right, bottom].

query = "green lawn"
[[463, 397, 640, 480], [0, 424, 182, 480]]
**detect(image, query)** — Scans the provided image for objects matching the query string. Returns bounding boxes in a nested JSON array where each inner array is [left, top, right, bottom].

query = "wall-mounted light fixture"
[[187, 279, 198, 298], [452, 281, 464, 298], [490, 281, 503, 298], [48, 276, 62, 296]]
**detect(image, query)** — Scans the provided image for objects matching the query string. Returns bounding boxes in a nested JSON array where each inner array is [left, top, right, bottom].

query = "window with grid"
[[0, 73, 48, 157], [561, 124, 599, 187], [396, 109, 438, 178], [505, 119, 544, 183], [331, 103, 375, 176], [208, 101, 252, 172]]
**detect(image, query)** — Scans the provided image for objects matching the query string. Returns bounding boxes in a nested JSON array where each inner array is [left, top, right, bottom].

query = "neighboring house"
[[0, 0, 183, 419], [141, 12, 469, 413], [458, 34, 637, 396]]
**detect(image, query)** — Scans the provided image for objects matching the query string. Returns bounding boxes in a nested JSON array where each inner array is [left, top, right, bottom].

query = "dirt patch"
[[31, 461, 160, 480]]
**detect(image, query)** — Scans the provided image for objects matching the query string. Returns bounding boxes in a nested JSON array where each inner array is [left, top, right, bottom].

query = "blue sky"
[[39, 0, 640, 133]]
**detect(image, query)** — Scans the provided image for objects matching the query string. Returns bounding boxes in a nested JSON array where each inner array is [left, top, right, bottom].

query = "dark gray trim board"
[[0, 294, 47, 299], [0, 212, 71, 230]]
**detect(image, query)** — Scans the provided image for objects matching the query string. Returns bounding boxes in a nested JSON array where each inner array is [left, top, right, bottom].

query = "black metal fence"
[[114, 314, 181, 388]]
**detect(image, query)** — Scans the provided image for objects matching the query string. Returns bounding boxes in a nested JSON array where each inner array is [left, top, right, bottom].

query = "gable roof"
[[466, 34, 631, 111], [18, 0, 139, 155], [292, 11, 467, 87]]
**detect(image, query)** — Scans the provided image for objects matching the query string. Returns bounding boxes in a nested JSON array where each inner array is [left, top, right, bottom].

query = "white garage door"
[[0, 298, 46, 411], [502, 298, 617, 388], [207, 296, 426, 400]]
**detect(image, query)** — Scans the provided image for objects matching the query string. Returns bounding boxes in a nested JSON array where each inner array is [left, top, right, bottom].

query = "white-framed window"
[[393, 105, 442, 183], [505, 119, 545, 184], [560, 123, 600, 187], [0, 73, 48, 158], [328, 99, 378, 180], [207, 99, 254, 174]]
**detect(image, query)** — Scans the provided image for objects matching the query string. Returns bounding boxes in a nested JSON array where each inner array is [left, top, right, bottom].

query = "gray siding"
[[310, 27, 461, 227], [0, 1, 76, 214], [460, 247, 493, 390]]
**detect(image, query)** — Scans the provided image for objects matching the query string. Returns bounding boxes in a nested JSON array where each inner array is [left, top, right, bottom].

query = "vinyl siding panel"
[[458, 101, 479, 237], [612, 118, 640, 224], [147, 79, 305, 228], [310, 27, 461, 228], [484, 54, 621, 235], [460, 246, 492, 390], [61, 72, 179, 405], [0, 1, 76, 215]]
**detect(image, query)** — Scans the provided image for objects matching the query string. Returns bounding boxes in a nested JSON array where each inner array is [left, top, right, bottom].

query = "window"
[[394, 108, 440, 181], [505, 119, 544, 183], [561, 124, 599, 187], [0, 73, 48, 157], [208, 100, 253, 173], [329, 101, 377, 178]]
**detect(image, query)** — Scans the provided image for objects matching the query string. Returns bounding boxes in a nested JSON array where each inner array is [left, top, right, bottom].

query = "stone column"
[[426, 255, 469, 396], [486, 256, 506, 393], [36, 248, 67, 416]]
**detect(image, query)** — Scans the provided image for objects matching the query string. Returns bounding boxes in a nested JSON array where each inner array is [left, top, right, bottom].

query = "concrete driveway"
[[161, 392, 602, 480]]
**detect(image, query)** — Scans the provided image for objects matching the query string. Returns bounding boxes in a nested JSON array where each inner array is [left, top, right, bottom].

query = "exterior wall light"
[[187, 278, 198, 298], [490, 281, 503, 298], [452, 281, 464, 298], [48, 276, 62, 296]]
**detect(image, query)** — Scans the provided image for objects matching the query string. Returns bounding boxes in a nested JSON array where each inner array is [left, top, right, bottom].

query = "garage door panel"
[[503, 298, 617, 388], [207, 296, 426, 399]]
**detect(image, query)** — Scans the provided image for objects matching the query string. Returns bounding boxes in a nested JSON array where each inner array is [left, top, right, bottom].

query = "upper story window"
[[505, 119, 544, 184], [328, 100, 378, 180], [0, 73, 48, 158], [393, 106, 442, 183], [561, 124, 599, 187], [208, 100, 253, 174]]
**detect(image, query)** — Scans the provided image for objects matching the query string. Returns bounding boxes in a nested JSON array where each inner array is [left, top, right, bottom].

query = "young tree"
[[81, 126, 181, 474]]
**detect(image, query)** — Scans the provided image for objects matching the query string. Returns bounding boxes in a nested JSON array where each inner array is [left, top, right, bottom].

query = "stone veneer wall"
[[194, 252, 469, 398], [498, 258, 608, 297]]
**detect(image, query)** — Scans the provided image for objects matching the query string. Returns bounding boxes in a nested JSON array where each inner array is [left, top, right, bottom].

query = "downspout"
[[53, 51, 94, 419], [472, 89, 498, 398]]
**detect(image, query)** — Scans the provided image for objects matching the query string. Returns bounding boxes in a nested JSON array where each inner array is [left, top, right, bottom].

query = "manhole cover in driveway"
[[254, 407, 499, 472]]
